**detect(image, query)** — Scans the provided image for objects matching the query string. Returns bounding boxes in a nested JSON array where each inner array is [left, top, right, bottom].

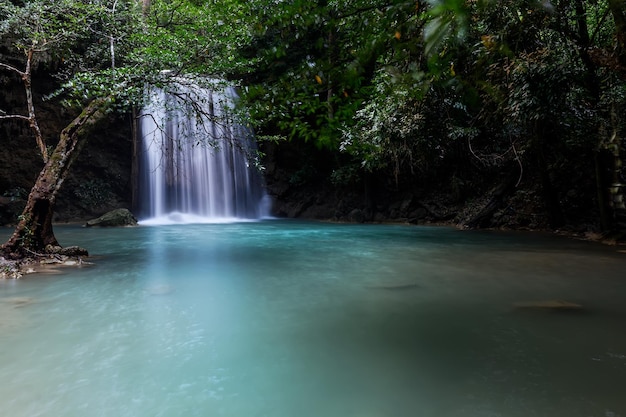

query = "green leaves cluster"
[[1, 0, 257, 113], [235, 1, 415, 147]]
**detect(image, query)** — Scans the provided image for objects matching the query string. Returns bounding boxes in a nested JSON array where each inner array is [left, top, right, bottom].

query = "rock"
[[84, 208, 138, 227], [348, 208, 366, 223], [0, 257, 22, 279], [367, 283, 421, 291], [513, 300, 583, 311], [4, 297, 35, 308], [45, 244, 89, 256], [59, 246, 89, 257]]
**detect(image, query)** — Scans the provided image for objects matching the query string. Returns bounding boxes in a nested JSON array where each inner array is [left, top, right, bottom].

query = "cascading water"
[[137, 80, 271, 224]]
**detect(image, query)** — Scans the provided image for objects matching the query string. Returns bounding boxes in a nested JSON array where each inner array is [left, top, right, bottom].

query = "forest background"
[[1, 0, 626, 255]]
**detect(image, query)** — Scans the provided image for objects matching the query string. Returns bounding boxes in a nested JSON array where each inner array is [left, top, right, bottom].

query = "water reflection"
[[1, 221, 626, 416]]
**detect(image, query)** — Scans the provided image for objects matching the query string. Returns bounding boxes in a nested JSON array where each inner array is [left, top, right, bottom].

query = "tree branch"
[[23, 49, 48, 162], [0, 62, 25, 76], [0, 114, 30, 121]]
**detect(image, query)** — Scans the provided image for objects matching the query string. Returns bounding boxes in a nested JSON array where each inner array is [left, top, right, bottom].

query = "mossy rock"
[[84, 208, 138, 227]]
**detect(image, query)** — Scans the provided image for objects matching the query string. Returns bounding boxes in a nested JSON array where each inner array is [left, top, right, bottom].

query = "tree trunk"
[[462, 172, 518, 229], [131, 107, 139, 212], [142, 0, 151, 16], [609, 0, 626, 67], [607, 1, 626, 230], [0, 48, 48, 163], [1, 97, 112, 258]]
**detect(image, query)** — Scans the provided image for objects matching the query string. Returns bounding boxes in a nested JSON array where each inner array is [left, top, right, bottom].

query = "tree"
[[236, 0, 626, 231], [238, 0, 422, 147], [0, 0, 250, 259], [0, 0, 116, 257]]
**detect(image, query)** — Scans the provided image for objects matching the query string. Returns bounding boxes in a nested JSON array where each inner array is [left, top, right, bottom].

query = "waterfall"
[[137, 81, 271, 224]]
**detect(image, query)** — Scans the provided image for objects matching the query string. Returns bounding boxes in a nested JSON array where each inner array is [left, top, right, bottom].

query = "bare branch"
[[509, 135, 523, 187], [0, 114, 30, 121], [0, 62, 25, 76], [0, 48, 48, 161], [22, 49, 48, 162]]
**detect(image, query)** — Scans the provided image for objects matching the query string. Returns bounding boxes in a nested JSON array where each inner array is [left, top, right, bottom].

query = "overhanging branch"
[[0, 113, 30, 121], [0, 62, 25, 76]]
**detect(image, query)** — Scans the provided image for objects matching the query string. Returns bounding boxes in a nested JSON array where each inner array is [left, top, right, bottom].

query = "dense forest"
[[1, 0, 626, 259]]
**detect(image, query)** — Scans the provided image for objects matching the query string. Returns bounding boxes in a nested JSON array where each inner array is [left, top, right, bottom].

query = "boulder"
[[45, 245, 89, 257], [84, 208, 138, 227]]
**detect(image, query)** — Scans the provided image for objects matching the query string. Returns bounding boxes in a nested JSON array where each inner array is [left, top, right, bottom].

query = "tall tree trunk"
[[609, 0, 626, 67], [0, 48, 49, 163], [1, 97, 112, 258], [604, 0, 626, 229], [142, 0, 151, 16], [131, 107, 139, 212], [607, 103, 626, 225]]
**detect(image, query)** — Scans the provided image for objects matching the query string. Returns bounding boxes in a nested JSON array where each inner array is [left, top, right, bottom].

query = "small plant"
[[74, 179, 113, 208], [330, 165, 361, 187], [2, 187, 28, 201], [289, 164, 317, 186], [16, 213, 34, 248]]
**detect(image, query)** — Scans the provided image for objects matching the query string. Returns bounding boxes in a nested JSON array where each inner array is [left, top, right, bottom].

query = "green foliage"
[[2, 0, 626, 229], [74, 179, 114, 209], [339, 69, 458, 181], [0, 0, 95, 62], [289, 163, 318, 186], [330, 164, 361, 187], [2, 187, 28, 201], [1, 0, 257, 115], [236, 0, 423, 148], [423, 0, 470, 56], [128, 0, 253, 76], [16, 213, 34, 248]]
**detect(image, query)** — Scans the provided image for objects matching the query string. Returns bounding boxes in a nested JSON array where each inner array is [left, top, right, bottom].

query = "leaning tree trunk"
[[1, 97, 112, 259]]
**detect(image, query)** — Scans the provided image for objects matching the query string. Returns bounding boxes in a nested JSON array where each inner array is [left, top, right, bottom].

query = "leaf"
[[424, 15, 452, 57]]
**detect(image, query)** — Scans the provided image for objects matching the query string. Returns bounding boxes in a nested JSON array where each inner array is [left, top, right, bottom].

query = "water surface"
[[1, 221, 625, 417]]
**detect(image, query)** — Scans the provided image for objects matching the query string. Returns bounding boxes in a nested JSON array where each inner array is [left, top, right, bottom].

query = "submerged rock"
[[513, 300, 583, 311], [3, 297, 36, 308], [85, 208, 138, 227], [367, 283, 421, 291]]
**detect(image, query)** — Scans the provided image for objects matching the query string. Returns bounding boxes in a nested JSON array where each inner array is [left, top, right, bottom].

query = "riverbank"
[[0, 254, 89, 279]]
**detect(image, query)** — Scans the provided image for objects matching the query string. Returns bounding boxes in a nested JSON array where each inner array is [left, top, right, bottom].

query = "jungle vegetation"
[[0, 0, 625, 258]]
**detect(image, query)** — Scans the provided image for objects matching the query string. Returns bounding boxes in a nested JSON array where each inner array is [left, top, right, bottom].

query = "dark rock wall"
[[260, 139, 601, 233]]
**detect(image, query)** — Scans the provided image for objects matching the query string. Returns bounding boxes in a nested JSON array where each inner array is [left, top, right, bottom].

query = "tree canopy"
[[232, 0, 626, 229]]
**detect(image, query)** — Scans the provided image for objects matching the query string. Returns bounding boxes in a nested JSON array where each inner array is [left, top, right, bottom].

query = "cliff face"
[[0, 74, 133, 225]]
